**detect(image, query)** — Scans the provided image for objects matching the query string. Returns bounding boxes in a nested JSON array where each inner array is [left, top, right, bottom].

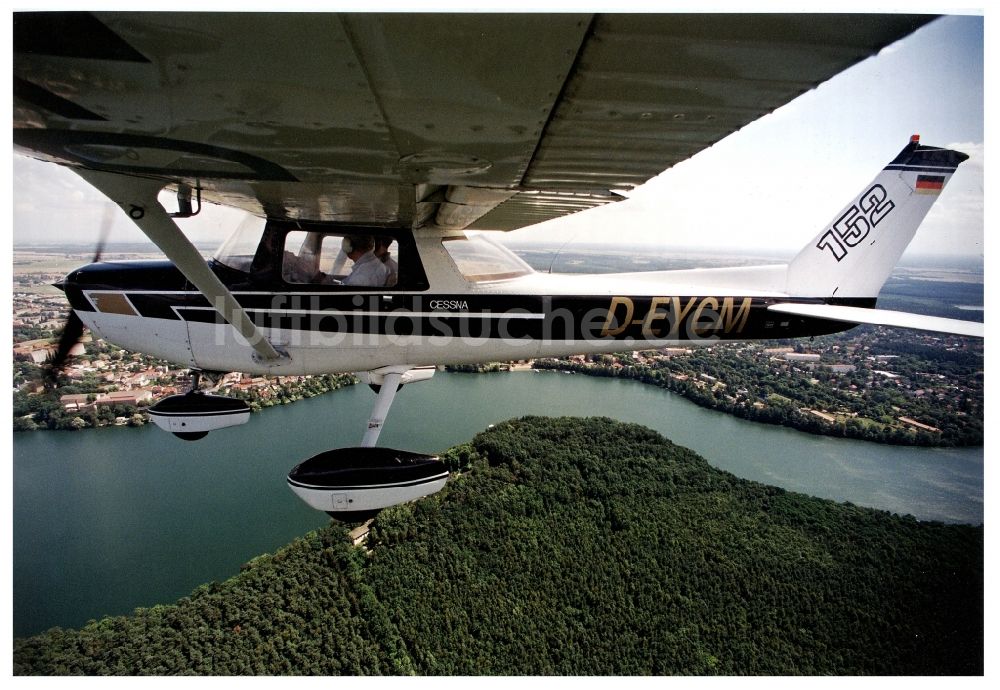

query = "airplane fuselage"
[[62, 246, 862, 376]]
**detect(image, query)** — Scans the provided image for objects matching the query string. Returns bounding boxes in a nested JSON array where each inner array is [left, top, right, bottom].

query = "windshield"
[[213, 215, 266, 272], [442, 235, 534, 282]]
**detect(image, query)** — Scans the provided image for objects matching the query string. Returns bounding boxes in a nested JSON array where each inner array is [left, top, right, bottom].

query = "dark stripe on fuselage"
[[130, 293, 868, 342], [64, 263, 872, 343], [63, 260, 189, 312]]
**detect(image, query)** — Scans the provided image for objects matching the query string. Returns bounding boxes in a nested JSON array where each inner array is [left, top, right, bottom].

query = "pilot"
[[340, 235, 389, 287], [374, 236, 399, 287]]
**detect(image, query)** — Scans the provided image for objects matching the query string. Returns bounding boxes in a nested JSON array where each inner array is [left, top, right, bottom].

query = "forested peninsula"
[[14, 417, 982, 675]]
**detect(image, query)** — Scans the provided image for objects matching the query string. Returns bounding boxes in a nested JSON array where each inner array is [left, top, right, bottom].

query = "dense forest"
[[14, 417, 982, 675]]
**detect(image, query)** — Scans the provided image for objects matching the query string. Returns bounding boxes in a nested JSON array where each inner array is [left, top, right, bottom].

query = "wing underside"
[[13, 12, 933, 230]]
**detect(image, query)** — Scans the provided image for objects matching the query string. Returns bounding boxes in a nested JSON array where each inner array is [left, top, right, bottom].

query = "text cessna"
[[600, 296, 753, 340]]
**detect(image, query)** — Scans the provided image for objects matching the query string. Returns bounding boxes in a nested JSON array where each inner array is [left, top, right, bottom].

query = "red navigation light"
[[910, 134, 921, 144]]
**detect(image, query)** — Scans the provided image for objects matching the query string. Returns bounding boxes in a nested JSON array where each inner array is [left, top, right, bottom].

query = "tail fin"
[[785, 136, 968, 298]]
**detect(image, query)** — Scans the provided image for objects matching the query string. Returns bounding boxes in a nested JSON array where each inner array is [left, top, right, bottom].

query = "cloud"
[[909, 141, 984, 257]]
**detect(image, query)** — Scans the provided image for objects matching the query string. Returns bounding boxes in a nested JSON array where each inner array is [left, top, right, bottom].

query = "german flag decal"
[[915, 174, 945, 194]]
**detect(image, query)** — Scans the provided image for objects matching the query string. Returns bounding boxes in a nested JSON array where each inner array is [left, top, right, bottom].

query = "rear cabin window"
[[442, 235, 534, 282]]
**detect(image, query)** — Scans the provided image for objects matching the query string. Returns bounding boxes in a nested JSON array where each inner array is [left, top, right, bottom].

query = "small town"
[[12, 270, 354, 430], [532, 324, 983, 446]]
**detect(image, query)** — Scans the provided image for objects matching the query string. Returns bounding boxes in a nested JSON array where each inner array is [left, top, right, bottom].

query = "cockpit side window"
[[281, 231, 401, 288], [216, 219, 425, 290]]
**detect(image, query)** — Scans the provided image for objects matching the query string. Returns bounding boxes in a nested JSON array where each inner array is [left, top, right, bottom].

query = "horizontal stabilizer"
[[768, 303, 983, 338]]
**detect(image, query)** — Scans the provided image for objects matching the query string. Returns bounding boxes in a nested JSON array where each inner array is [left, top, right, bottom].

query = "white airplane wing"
[[13, 12, 933, 232], [768, 303, 984, 338]]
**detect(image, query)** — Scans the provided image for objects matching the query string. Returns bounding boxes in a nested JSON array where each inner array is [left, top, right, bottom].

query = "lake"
[[12, 371, 983, 637]]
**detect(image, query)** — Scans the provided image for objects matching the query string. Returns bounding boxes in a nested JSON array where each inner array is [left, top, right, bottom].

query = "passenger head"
[[342, 234, 374, 259]]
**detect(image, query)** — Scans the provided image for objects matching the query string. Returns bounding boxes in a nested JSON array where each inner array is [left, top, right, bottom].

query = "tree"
[[13, 417, 38, 432]]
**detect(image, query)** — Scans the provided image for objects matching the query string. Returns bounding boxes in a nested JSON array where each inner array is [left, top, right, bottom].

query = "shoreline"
[[19, 363, 982, 449], [452, 363, 982, 450]]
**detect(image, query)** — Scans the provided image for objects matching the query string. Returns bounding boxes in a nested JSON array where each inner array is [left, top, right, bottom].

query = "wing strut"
[[73, 169, 287, 364]]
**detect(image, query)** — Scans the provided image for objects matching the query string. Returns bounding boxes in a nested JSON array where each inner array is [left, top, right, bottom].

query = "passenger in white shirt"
[[340, 235, 389, 287]]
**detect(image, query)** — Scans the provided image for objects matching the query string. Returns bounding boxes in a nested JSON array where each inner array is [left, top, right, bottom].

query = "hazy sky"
[[11, 12, 985, 261]]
